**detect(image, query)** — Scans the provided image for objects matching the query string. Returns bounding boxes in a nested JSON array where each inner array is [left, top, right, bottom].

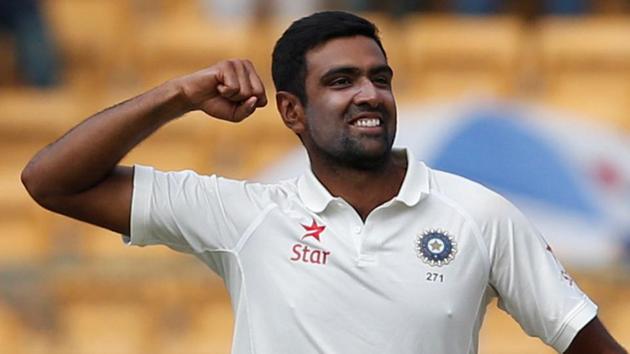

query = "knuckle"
[[221, 59, 236, 70], [240, 85, 252, 94], [222, 87, 239, 96], [233, 59, 246, 68]]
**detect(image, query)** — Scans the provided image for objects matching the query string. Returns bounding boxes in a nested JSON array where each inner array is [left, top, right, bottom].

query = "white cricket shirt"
[[128, 149, 597, 354]]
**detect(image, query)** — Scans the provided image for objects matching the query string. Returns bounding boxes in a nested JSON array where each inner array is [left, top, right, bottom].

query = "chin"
[[341, 147, 392, 170]]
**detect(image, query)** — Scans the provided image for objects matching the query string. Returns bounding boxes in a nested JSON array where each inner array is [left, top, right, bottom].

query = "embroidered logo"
[[301, 218, 326, 242], [416, 228, 457, 267]]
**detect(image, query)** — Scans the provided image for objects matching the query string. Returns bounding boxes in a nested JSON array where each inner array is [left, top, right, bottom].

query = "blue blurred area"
[[430, 110, 601, 218]]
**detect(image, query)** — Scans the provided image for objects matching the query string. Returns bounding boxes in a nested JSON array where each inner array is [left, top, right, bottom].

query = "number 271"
[[425, 272, 444, 282]]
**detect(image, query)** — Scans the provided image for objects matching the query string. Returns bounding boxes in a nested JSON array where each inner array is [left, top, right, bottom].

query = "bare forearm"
[[564, 317, 627, 354], [22, 80, 188, 200], [21, 60, 266, 233]]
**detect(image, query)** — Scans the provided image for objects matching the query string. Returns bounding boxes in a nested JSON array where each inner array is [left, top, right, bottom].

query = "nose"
[[353, 78, 380, 108]]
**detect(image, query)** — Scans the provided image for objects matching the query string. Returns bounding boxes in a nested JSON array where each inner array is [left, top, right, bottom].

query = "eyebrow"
[[320, 64, 393, 83]]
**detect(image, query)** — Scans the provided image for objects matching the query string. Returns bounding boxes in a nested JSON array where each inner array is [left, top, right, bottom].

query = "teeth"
[[353, 118, 381, 127]]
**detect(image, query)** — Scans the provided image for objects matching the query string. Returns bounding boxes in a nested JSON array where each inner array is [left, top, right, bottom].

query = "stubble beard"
[[305, 104, 396, 171], [315, 129, 394, 171]]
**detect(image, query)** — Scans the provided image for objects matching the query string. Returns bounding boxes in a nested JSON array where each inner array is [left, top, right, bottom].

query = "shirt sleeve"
[[482, 198, 597, 353], [124, 165, 264, 253]]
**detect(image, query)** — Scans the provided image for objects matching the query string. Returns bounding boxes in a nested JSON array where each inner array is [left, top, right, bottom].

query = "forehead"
[[305, 36, 387, 78]]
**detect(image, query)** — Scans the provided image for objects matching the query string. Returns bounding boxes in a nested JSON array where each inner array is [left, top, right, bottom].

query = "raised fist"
[[175, 59, 268, 122]]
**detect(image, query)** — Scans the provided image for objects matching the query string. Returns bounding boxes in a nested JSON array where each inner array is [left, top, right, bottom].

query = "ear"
[[276, 91, 305, 134]]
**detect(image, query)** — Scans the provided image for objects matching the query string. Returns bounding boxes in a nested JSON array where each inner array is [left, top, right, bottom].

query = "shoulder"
[[425, 166, 526, 227], [424, 166, 546, 264], [224, 176, 300, 205], [135, 165, 300, 205]]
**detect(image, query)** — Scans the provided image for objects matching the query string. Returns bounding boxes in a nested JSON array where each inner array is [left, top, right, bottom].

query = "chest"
[[236, 202, 490, 321]]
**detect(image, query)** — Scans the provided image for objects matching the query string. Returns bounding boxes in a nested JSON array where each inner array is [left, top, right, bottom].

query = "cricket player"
[[22, 11, 626, 354]]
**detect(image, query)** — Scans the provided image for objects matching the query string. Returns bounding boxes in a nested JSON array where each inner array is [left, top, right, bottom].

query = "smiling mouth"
[[351, 117, 382, 128]]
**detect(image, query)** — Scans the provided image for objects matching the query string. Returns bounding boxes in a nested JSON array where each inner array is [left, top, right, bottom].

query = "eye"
[[330, 77, 352, 87], [372, 75, 391, 87]]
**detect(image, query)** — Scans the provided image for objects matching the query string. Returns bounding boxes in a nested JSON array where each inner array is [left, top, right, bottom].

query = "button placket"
[[355, 218, 381, 267], [350, 224, 364, 255], [331, 200, 365, 255]]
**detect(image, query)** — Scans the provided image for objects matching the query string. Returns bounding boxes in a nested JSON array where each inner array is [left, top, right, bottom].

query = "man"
[[22, 11, 625, 354]]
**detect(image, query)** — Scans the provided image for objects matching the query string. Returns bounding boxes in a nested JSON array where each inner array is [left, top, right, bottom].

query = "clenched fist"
[[174, 59, 268, 122]]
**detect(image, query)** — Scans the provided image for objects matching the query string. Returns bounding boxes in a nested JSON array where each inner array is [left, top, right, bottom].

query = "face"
[[300, 35, 397, 170]]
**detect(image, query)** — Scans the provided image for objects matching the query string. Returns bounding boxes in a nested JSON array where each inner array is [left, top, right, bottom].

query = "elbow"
[[21, 163, 56, 210], [21, 163, 38, 198]]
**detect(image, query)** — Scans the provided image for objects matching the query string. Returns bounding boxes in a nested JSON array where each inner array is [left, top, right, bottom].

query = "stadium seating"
[[43, 0, 137, 92], [535, 16, 630, 129], [0, 301, 24, 353], [131, 0, 251, 87], [56, 302, 153, 354], [400, 15, 524, 102]]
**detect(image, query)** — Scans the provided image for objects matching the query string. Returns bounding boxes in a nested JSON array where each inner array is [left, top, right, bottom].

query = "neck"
[[309, 150, 407, 221]]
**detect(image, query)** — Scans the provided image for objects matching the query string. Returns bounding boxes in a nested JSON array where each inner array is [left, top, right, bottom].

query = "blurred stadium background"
[[1, 0, 629, 353]]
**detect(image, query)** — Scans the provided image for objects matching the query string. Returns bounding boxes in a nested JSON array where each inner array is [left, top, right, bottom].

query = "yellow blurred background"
[[1, 0, 629, 353]]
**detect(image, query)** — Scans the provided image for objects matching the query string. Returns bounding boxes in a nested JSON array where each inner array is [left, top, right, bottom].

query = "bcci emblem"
[[416, 228, 457, 267]]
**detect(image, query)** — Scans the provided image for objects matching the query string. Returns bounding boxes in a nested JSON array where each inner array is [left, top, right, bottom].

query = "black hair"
[[271, 11, 386, 105]]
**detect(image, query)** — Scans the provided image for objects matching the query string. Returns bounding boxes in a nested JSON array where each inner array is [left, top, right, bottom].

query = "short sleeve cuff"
[[121, 164, 154, 246], [551, 296, 598, 353]]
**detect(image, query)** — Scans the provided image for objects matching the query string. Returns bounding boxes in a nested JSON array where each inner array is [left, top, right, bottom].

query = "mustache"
[[344, 103, 388, 120]]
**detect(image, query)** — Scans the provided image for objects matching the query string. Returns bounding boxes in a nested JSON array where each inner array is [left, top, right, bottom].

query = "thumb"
[[232, 96, 258, 121]]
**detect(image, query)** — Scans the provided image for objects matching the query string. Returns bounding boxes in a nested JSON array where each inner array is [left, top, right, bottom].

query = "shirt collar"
[[297, 165, 336, 213], [297, 148, 430, 213], [395, 149, 430, 207]]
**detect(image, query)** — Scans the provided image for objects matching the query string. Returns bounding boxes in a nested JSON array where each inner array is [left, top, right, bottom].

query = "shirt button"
[[352, 226, 362, 234]]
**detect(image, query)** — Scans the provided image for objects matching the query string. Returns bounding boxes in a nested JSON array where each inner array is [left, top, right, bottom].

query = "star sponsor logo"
[[416, 228, 457, 267], [301, 219, 326, 242], [290, 218, 331, 265], [290, 244, 331, 265]]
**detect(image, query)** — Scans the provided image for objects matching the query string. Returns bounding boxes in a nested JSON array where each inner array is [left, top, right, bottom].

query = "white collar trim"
[[297, 149, 429, 213]]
